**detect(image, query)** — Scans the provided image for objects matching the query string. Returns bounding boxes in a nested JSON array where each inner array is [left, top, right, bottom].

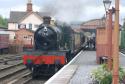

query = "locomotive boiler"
[[34, 17, 61, 51], [23, 16, 86, 78]]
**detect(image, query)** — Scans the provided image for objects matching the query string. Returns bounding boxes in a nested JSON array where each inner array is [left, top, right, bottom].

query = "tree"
[[123, 18, 125, 31], [0, 15, 8, 28], [55, 21, 73, 49], [120, 19, 125, 49]]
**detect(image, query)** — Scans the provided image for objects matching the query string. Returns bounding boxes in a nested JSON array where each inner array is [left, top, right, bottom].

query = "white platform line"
[[67, 51, 82, 66], [45, 51, 82, 84], [120, 52, 125, 57]]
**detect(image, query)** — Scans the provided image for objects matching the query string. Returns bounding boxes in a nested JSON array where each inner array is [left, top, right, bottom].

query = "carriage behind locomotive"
[[23, 16, 89, 77]]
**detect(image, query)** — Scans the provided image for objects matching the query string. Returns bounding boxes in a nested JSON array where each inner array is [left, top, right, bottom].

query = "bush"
[[91, 64, 125, 84], [120, 31, 125, 49]]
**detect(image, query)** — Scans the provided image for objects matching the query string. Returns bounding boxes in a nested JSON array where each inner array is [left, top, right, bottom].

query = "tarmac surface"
[[69, 51, 98, 84]]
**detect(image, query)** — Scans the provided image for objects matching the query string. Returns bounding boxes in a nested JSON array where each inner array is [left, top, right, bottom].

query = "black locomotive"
[[23, 16, 86, 77]]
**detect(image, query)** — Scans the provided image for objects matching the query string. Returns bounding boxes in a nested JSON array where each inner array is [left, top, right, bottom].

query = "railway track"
[[0, 53, 32, 84], [7, 72, 32, 84], [0, 53, 23, 59], [0, 54, 48, 84], [0, 53, 23, 64], [0, 61, 31, 83], [0, 61, 22, 71]]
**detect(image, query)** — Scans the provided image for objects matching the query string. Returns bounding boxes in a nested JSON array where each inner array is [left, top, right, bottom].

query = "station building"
[[8, 0, 51, 31], [6, 0, 53, 48]]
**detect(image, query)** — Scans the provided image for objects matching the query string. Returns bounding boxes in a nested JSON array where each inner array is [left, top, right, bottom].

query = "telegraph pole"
[[112, 0, 120, 83]]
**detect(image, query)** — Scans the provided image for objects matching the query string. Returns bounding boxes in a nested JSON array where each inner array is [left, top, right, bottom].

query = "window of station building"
[[27, 35, 33, 40], [23, 35, 33, 40], [18, 24, 26, 29], [29, 23, 32, 30], [24, 36, 27, 39], [14, 36, 16, 39], [34, 24, 39, 28]]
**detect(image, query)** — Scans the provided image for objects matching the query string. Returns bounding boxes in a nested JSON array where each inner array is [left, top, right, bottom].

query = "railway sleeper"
[[0, 64, 26, 79]]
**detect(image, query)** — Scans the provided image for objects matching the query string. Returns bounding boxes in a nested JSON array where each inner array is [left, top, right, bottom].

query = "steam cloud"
[[40, 0, 114, 23]]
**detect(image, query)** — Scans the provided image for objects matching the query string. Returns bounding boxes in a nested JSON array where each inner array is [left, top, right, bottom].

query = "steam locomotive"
[[23, 16, 86, 77]]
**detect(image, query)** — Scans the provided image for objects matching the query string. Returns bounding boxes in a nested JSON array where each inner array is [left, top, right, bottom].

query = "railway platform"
[[45, 51, 125, 84]]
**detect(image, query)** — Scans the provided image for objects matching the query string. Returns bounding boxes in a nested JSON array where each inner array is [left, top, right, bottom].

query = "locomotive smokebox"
[[43, 16, 51, 24]]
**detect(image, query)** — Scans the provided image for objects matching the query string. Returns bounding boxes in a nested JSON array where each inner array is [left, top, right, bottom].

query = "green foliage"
[[120, 31, 125, 49], [91, 64, 125, 84], [119, 67, 125, 82], [0, 15, 8, 27], [56, 22, 72, 49], [123, 20, 125, 31], [120, 19, 125, 49], [91, 64, 112, 84]]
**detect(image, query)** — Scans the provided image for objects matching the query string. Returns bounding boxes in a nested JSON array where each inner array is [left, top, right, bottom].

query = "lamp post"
[[103, 0, 120, 83], [103, 0, 112, 71]]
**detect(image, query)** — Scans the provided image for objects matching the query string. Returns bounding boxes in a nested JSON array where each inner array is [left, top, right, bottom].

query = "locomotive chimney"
[[43, 16, 51, 24]]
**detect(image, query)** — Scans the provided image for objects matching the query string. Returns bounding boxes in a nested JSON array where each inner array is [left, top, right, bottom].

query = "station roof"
[[8, 11, 51, 23], [80, 19, 105, 29]]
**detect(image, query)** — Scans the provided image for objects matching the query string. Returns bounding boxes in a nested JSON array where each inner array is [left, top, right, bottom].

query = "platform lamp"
[[103, 0, 112, 71], [103, 0, 111, 12], [103, 0, 120, 84]]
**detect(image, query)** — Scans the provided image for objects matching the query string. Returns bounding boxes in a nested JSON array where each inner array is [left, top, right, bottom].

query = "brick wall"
[[15, 29, 34, 48]]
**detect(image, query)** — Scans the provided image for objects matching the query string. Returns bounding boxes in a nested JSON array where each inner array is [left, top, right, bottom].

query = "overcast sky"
[[0, 0, 124, 24]]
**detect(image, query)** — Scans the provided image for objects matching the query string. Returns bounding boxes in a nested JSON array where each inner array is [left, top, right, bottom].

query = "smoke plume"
[[40, 0, 104, 23]]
